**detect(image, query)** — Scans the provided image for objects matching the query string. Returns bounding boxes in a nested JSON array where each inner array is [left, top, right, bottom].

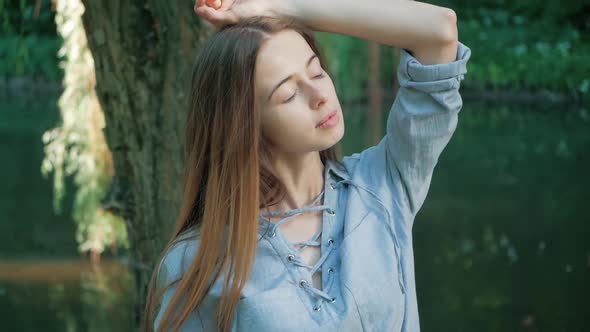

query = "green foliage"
[[436, 0, 590, 32], [456, 8, 590, 97], [0, 0, 62, 80], [0, 0, 58, 36], [0, 35, 61, 79]]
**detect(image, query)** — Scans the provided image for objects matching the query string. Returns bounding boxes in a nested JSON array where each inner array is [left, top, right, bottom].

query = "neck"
[[268, 150, 325, 212]]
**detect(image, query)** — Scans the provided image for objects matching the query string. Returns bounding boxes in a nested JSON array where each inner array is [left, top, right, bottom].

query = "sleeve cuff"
[[398, 40, 471, 87]]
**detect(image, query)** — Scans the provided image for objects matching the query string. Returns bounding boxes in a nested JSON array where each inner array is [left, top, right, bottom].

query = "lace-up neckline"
[[258, 187, 339, 312]]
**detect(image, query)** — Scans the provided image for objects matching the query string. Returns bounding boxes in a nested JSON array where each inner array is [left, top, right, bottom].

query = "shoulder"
[[342, 141, 387, 179], [156, 228, 202, 288]]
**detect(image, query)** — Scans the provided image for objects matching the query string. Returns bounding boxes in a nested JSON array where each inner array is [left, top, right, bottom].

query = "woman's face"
[[254, 29, 344, 156]]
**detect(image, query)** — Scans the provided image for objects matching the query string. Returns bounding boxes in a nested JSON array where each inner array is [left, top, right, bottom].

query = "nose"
[[307, 83, 328, 110]]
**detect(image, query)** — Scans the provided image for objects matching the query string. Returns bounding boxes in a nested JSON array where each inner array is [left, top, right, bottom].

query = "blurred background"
[[0, 0, 588, 331]]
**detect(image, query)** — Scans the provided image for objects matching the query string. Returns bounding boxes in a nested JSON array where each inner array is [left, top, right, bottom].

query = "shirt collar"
[[325, 158, 350, 182]]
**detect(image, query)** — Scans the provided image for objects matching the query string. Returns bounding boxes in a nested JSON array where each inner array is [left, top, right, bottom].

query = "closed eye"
[[283, 73, 326, 103]]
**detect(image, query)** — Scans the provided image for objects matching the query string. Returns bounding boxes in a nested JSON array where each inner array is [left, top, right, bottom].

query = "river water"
[[1, 94, 588, 331]]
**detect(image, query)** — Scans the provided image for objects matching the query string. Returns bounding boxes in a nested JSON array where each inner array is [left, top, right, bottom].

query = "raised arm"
[[278, 0, 458, 65], [196, 0, 457, 66]]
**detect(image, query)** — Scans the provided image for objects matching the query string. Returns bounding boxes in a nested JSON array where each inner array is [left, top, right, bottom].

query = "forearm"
[[278, 0, 457, 64]]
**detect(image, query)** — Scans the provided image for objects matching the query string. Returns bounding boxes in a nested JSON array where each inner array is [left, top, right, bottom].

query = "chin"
[[319, 127, 344, 150], [332, 123, 345, 142]]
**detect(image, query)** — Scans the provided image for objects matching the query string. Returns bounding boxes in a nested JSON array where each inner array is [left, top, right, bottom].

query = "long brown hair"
[[143, 16, 342, 332]]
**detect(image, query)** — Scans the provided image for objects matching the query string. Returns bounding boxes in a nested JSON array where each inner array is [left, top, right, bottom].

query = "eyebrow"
[[267, 54, 318, 101]]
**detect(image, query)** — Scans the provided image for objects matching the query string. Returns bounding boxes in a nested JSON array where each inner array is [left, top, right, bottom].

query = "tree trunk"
[[79, 1, 214, 326]]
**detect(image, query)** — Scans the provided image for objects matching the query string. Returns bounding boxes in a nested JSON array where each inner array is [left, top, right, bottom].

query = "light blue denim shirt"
[[155, 40, 471, 331]]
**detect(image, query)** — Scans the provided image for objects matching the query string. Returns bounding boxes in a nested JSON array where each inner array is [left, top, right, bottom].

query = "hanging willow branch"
[[41, 0, 128, 263]]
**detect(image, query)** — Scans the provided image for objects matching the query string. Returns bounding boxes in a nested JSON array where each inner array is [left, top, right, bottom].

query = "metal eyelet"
[[330, 297, 336, 303], [299, 279, 308, 288], [327, 267, 334, 273], [327, 209, 335, 216], [269, 231, 276, 237], [313, 306, 321, 312], [329, 183, 336, 190], [287, 254, 295, 262], [328, 238, 335, 246]]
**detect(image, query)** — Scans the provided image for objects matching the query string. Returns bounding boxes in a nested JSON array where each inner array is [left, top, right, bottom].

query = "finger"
[[195, 6, 233, 26], [225, 11, 239, 24], [194, 0, 207, 14], [219, 0, 233, 10], [206, 0, 221, 9], [194, 6, 210, 19]]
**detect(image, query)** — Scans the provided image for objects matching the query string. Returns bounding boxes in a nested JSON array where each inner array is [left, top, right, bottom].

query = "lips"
[[316, 110, 338, 128]]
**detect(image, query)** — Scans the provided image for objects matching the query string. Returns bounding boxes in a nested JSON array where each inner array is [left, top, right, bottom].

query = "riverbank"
[[2, 76, 587, 109]]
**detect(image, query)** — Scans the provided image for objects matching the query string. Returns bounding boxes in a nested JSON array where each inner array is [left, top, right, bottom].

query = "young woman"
[[144, 0, 471, 331]]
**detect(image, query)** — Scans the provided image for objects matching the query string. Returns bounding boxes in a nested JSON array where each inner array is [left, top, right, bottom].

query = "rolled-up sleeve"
[[386, 41, 471, 219]]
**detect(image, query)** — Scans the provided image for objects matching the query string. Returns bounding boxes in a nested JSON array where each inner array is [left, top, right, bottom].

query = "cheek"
[[323, 73, 336, 90], [261, 108, 313, 147]]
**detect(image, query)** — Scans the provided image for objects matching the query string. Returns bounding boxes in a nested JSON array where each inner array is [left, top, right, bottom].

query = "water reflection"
[[0, 95, 135, 331], [1, 95, 588, 331], [413, 100, 590, 331], [0, 260, 134, 332]]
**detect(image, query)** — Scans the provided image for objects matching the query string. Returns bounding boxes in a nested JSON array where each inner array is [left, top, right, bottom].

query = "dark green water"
[[0, 96, 78, 259], [1, 94, 588, 331]]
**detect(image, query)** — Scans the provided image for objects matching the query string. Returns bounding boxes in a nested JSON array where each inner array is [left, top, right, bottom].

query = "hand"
[[194, 0, 283, 28]]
